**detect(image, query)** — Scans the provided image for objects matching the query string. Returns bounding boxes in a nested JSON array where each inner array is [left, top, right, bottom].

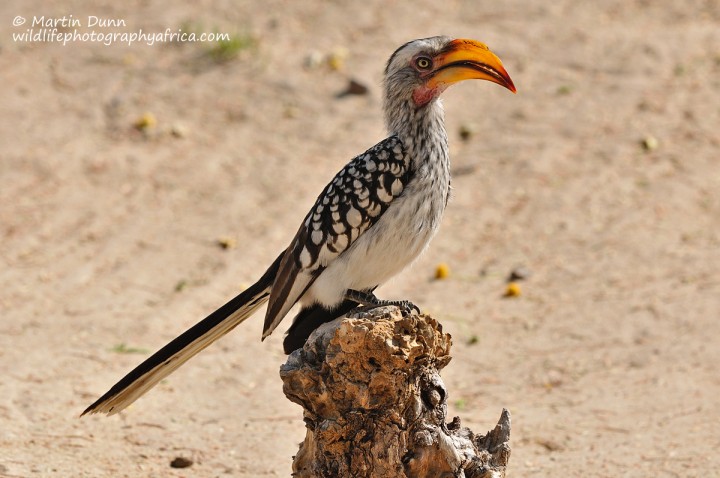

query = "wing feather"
[[262, 135, 412, 337]]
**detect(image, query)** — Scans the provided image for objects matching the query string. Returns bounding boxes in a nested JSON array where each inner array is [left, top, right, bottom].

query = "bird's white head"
[[384, 36, 516, 109]]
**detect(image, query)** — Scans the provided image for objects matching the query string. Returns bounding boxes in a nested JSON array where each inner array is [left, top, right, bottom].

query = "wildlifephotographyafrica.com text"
[[11, 14, 230, 46]]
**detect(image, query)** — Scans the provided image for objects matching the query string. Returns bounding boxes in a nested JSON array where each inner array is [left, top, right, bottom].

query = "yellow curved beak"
[[428, 39, 516, 93]]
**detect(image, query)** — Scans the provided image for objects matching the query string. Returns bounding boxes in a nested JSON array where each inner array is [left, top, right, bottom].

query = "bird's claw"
[[344, 290, 420, 316], [347, 301, 420, 319], [375, 299, 420, 316]]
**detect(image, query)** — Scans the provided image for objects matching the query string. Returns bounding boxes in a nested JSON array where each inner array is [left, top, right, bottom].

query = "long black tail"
[[82, 253, 283, 416]]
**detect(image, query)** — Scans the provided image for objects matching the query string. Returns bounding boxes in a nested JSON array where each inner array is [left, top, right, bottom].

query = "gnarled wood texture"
[[280, 307, 511, 477]]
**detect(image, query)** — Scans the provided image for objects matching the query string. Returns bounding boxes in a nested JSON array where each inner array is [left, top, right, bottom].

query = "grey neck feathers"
[[383, 94, 449, 171]]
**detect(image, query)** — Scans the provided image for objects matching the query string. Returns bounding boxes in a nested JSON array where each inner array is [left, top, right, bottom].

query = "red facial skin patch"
[[412, 84, 447, 107]]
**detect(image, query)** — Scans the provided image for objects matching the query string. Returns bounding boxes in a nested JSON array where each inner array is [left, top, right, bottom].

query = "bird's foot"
[[344, 289, 420, 316], [375, 299, 420, 315]]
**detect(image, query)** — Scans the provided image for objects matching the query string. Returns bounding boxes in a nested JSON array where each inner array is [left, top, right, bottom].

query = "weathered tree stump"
[[280, 307, 511, 478]]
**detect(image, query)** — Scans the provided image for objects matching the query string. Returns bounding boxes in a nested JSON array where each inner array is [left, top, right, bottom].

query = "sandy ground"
[[1, 1, 719, 476]]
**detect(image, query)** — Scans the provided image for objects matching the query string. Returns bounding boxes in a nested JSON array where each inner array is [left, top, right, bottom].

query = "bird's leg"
[[344, 289, 420, 315]]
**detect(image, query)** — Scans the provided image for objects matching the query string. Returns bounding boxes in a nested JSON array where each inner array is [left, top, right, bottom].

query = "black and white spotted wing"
[[262, 134, 412, 337]]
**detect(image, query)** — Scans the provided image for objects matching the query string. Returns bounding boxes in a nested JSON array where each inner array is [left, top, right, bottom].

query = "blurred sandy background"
[[1, 1, 719, 476]]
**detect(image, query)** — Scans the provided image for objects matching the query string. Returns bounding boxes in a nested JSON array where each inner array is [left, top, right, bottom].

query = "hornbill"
[[83, 36, 515, 416]]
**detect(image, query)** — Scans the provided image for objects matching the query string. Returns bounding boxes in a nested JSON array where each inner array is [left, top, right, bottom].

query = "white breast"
[[303, 169, 449, 308]]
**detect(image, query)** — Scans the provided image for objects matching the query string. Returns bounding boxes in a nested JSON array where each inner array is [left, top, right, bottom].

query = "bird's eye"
[[415, 57, 432, 70]]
